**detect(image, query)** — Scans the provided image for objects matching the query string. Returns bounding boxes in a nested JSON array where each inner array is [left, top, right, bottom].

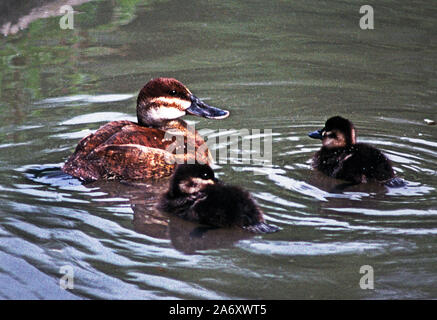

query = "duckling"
[[157, 164, 280, 233], [308, 116, 404, 186], [62, 78, 229, 182]]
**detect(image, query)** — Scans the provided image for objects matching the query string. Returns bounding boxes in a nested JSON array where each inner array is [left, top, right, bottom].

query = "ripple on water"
[[2, 104, 436, 300], [35, 94, 134, 106], [238, 240, 389, 256]]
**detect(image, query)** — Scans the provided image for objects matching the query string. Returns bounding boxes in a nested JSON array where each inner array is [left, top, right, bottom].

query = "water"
[[0, 0, 436, 299]]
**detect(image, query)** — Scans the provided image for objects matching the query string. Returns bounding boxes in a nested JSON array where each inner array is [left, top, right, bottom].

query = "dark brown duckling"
[[308, 116, 404, 186], [157, 164, 280, 233]]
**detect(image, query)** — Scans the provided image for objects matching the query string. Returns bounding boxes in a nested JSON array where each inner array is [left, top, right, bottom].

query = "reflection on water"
[[1, 0, 437, 299], [0, 0, 92, 36]]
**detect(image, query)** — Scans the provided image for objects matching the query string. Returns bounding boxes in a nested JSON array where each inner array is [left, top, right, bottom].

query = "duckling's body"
[[158, 164, 279, 233], [309, 116, 401, 185], [312, 143, 395, 184], [62, 78, 229, 182]]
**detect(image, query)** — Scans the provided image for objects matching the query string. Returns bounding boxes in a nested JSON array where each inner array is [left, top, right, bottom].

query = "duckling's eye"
[[169, 90, 177, 96], [201, 171, 214, 180]]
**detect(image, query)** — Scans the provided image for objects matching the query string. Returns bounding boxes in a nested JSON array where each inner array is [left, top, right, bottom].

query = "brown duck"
[[62, 78, 229, 182]]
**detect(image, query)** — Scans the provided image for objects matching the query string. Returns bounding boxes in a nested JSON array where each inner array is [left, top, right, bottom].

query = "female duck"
[[62, 78, 229, 182], [308, 116, 403, 186], [158, 164, 280, 233]]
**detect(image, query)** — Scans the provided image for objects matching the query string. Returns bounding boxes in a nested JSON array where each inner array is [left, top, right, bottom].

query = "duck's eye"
[[169, 90, 177, 96], [201, 172, 212, 179]]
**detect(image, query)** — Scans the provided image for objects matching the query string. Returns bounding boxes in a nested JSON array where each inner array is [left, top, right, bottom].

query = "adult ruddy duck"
[[157, 164, 280, 233], [308, 116, 404, 186], [62, 78, 229, 182]]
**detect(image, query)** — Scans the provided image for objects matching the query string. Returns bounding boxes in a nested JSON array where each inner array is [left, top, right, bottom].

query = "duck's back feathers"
[[312, 143, 395, 184], [103, 125, 170, 149], [62, 121, 211, 182], [65, 120, 134, 160], [89, 144, 175, 180], [62, 121, 175, 181], [62, 120, 133, 181]]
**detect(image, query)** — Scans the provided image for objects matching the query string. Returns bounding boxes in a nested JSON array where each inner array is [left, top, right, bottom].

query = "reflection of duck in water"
[[158, 164, 280, 233], [133, 203, 253, 254], [308, 116, 404, 187], [62, 78, 229, 182]]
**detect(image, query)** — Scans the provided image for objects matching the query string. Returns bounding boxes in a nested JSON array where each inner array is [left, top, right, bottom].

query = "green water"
[[0, 0, 436, 299]]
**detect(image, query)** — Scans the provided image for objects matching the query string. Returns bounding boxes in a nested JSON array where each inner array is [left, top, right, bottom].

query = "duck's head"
[[308, 116, 356, 148], [168, 164, 218, 196], [136, 78, 229, 126]]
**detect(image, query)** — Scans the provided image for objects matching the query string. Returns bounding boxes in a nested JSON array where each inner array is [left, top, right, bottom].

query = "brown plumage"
[[62, 78, 229, 182]]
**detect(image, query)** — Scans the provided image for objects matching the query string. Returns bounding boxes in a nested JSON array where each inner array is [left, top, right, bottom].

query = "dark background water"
[[0, 0, 436, 299]]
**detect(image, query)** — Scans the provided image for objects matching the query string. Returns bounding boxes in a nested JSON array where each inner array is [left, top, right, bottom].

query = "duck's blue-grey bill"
[[308, 129, 323, 139], [187, 95, 229, 119]]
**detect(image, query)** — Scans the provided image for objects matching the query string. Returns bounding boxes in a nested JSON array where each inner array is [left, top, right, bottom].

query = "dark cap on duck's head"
[[169, 163, 217, 196], [138, 78, 191, 102], [136, 77, 229, 126], [308, 116, 356, 147]]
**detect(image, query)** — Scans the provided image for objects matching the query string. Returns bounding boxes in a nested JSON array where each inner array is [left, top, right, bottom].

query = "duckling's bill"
[[308, 129, 323, 140]]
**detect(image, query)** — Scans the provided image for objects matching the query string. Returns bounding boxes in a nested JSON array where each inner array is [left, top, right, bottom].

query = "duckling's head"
[[136, 78, 229, 126], [308, 116, 356, 148], [169, 164, 217, 196]]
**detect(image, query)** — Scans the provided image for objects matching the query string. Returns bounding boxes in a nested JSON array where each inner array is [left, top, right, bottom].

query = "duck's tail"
[[384, 177, 406, 188], [244, 222, 280, 234], [330, 177, 407, 192]]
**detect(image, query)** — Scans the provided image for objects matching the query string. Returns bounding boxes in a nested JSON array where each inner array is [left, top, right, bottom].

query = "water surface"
[[0, 0, 436, 299]]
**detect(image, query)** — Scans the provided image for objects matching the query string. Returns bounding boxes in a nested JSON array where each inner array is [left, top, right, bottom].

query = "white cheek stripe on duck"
[[150, 97, 191, 110], [148, 105, 186, 120]]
